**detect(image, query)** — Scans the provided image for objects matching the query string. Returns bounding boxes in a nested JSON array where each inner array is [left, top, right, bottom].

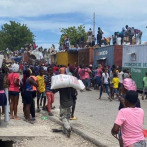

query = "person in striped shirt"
[[44, 67, 55, 116]]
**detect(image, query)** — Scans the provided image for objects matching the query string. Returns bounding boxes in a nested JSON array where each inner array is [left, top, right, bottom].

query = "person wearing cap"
[[112, 90, 146, 147]]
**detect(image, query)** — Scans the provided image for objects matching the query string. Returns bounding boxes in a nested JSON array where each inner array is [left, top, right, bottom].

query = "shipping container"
[[93, 45, 123, 68], [122, 45, 147, 90], [56, 50, 78, 66], [78, 47, 94, 65]]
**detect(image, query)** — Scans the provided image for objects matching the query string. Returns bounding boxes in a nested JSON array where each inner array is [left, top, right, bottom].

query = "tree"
[[0, 21, 35, 51], [59, 25, 88, 47]]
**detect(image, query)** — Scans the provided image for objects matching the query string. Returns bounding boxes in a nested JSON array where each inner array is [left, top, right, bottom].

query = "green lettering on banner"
[[124, 62, 142, 67], [143, 63, 147, 67], [138, 63, 141, 67]]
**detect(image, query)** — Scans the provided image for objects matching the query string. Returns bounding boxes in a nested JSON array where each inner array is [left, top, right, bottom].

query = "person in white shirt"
[[118, 67, 123, 96], [66, 64, 70, 75], [97, 68, 112, 101]]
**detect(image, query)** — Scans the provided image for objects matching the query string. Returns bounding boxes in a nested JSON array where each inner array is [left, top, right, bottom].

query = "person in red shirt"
[[19, 63, 23, 75], [53, 65, 58, 73], [8, 69, 20, 120], [85, 65, 92, 91]]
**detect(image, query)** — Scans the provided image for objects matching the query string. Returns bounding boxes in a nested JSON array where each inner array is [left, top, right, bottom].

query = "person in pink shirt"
[[85, 65, 92, 91], [78, 65, 86, 85], [111, 91, 146, 147], [8, 69, 20, 120], [96, 64, 102, 90]]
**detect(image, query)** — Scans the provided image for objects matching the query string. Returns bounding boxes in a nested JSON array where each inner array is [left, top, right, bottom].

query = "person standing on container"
[[97, 68, 112, 101], [97, 31, 102, 47], [87, 28, 92, 46], [96, 64, 103, 90], [92, 35, 96, 47], [8, 66, 20, 120], [126, 25, 134, 45], [132, 27, 142, 44], [119, 28, 126, 45]]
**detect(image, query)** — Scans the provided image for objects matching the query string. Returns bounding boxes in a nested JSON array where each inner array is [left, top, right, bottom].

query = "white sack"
[[117, 37, 121, 45], [51, 74, 85, 90], [136, 35, 141, 45]]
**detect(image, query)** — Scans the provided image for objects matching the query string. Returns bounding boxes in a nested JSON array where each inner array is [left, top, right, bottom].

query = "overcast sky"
[[0, 0, 147, 49]]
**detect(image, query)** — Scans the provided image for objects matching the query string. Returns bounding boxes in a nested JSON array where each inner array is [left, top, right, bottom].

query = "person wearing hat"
[[111, 91, 146, 147]]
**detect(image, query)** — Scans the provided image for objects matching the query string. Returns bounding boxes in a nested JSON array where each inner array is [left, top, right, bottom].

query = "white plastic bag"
[[12, 63, 19, 72], [51, 74, 85, 90]]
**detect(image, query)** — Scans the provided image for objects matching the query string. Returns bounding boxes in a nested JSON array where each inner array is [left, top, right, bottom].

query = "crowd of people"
[[85, 25, 143, 48], [112, 25, 142, 45], [0, 61, 146, 146]]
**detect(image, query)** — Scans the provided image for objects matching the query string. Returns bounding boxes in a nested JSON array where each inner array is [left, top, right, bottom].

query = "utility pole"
[[93, 12, 95, 36]]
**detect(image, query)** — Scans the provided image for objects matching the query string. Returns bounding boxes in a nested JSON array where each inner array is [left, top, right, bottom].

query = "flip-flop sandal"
[[14, 117, 21, 120], [70, 116, 77, 120], [26, 120, 34, 124], [37, 109, 41, 112], [52, 129, 63, 133], [51, 106, 56, 110]]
